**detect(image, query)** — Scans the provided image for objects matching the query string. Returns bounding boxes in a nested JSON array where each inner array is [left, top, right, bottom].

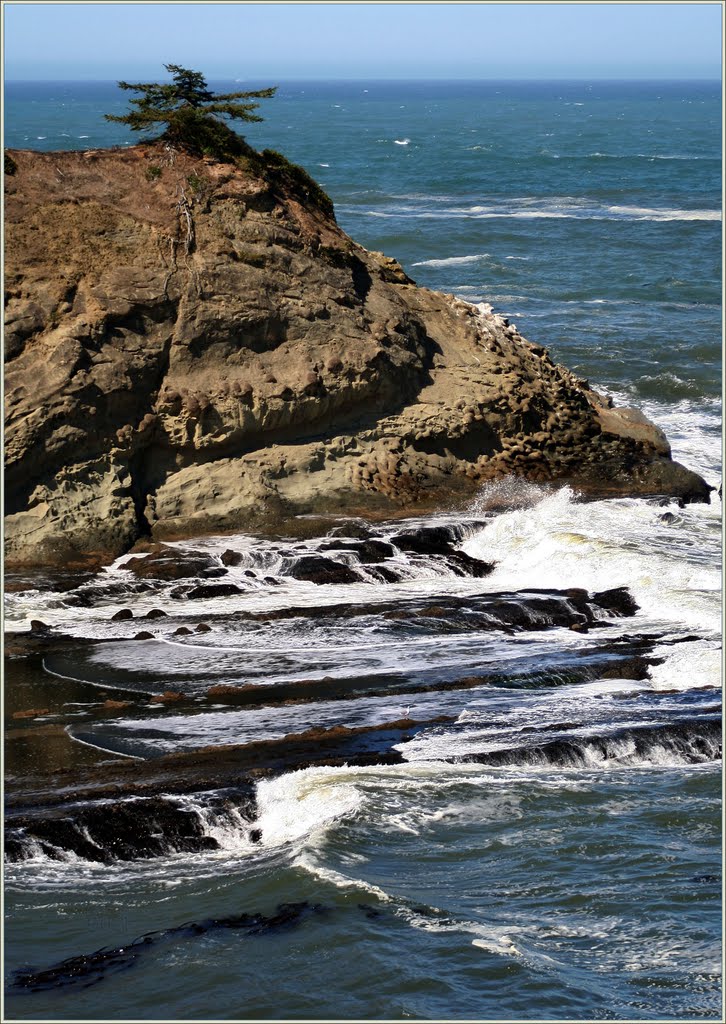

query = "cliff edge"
[[4, 144, 710, 566]]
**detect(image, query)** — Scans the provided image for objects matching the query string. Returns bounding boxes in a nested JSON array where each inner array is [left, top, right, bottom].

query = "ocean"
[[3, 80, 723, 1021]]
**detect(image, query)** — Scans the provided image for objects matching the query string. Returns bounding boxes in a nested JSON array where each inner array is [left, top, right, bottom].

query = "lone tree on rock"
[[105, 64, 276, 158]]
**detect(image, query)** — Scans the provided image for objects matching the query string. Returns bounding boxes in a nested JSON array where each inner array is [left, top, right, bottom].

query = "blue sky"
[[3, 2, 722, 80]]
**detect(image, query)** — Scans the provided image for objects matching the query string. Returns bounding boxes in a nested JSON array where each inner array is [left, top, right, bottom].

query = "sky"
[[3, 2, 723, 81]]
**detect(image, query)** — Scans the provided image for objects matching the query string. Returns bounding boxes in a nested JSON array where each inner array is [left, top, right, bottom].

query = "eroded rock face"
[[4, 144, 711, 565]]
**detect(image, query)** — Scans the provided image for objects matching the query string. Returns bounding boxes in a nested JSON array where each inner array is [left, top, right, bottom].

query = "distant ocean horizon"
[[4, 77, 722, 1022]]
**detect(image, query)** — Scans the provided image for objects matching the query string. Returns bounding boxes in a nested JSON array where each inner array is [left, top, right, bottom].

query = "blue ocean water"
[[3, 80, 723, 1022]]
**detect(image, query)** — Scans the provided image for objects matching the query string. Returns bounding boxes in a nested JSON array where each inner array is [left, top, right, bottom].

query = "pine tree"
[[105, 64, 276, 158]]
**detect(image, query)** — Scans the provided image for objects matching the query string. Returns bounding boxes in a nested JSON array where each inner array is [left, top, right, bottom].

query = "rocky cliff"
[[4, 144, 710, 566]]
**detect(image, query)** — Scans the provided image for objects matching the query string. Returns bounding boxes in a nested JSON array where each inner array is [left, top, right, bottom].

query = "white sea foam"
[[393, 138, 410, 145], [294, 854, 393, 903], [463, 485, 720, 640], [400, 706, 721, 768], [254, 767, 365, 849], [74, 684, 507, 759], [616, 393, 722, 486], [353, 200, 721, 223], [589, 152, 708, 161], [57, 624, 534, 691], [295, 826, 532, 959], [411, 253, 490, 267], [607, 204, 721, 222], [647, 640, 722, 692]]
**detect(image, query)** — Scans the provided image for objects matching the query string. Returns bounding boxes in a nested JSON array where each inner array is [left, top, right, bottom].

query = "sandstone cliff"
[[4, 144, 710, 566]]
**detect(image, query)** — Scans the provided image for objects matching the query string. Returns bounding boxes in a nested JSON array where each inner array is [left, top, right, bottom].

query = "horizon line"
[[5, 75, 722, 84]]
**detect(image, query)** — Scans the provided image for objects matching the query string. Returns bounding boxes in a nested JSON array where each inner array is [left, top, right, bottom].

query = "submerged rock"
[[4, 144, 711, 567], [11, 901, 326, 992]]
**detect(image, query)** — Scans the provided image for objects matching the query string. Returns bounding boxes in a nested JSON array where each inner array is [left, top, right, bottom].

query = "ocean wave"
[[648, 640, 722, 692], [253, 767, 365, 849], [588, 152, 713, 161], [355, 202, 721, 223], [463, 484, 721, 640], [606, 205, 721, 222], [411, 253, 491, 267]]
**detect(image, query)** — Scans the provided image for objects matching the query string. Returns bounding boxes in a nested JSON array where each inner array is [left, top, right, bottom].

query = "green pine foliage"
[[105, 65, 335, 219], [105, 64, 276, 159], [258, 149, 335, 219]]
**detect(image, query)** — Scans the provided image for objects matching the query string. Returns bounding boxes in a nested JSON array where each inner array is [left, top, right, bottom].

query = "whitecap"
[[648, 640, 722, 692], [607, 204, 721, 222], [462, 484, 721, 642], [254, 766, 365, 849], [411, 253, 490, 268], [393, 138, 410, 146]]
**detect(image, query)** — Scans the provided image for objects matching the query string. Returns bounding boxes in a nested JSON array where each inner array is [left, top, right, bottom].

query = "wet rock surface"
[[392, 524, 494, 577], [456, 718, 722, 769], [123, 545, 226, 581], [318, 538, 396, 563], [591, 586, 641, 617], [4, 506, 718, 893], [0, 579, 681, 862], [287, 554, 362, 585], [183, 582, 244, 600]]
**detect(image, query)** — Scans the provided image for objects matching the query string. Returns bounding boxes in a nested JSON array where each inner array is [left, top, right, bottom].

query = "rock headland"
[[4, 144, 710, 566]]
